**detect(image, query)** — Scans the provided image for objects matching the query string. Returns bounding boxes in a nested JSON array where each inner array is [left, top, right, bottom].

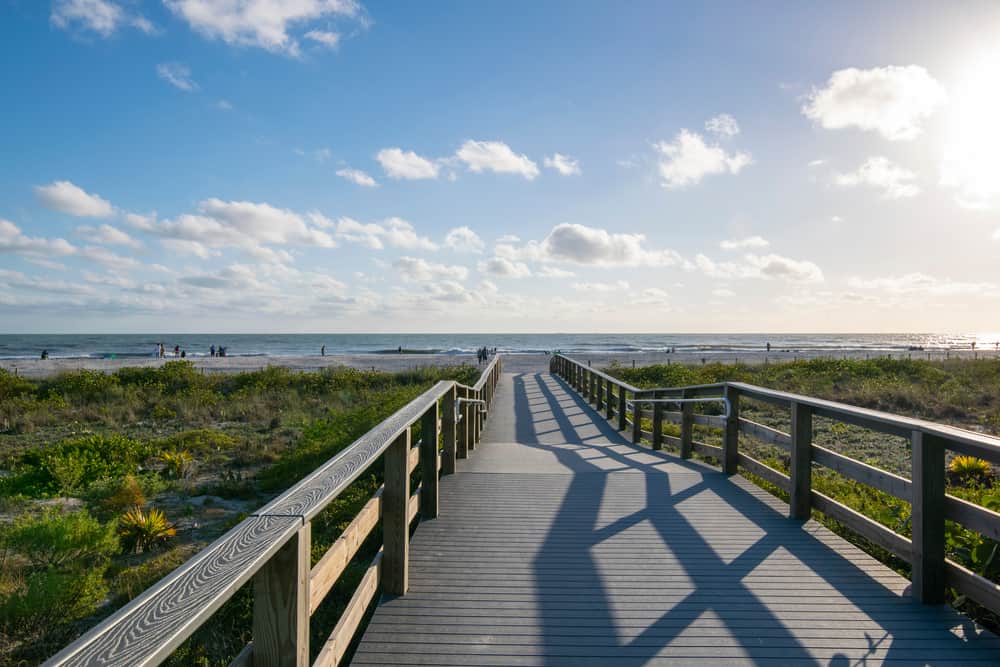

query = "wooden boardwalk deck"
[[352, 372, 1000, 666]]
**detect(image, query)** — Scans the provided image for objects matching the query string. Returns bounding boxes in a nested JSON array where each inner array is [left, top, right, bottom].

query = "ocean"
[[0, 333, 995, 360]]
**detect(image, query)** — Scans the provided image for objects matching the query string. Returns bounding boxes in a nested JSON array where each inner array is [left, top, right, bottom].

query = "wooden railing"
[[44, 356, 503, 667], [551, 354, 1000, 613]]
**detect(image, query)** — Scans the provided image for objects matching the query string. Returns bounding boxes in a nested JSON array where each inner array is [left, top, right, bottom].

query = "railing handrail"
[[45, 355, 503, 667], [555, 354, 1000, 463]]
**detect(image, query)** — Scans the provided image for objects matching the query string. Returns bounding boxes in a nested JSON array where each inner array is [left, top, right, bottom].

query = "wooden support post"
[[789, 401, 813, 520], [618, 386, 628, 432], [722, 385, 740, 474], [652, 392, 664, 451], [420, 402, 439, 519], [584, 370, 591, 401], [457, 387, 469, 459], [383, 429, 410, 596], [605, 379, 614, 419], [253, 523, 310, 666], [595, 375, 603, 411], [631, 395, 642, 444], [911, 430, 946, 604], [469, 390, 479, 451], [441, 386, 456, 475], [680, 388, 693, 459]]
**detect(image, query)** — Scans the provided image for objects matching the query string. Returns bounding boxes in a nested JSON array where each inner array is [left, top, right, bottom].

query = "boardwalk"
[[352, 371, 999, 666]]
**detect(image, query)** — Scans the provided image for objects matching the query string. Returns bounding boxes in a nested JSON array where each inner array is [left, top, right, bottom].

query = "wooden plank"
[[789, 402, 812, 520], [605, 378, 614, 420], [810, 491, 911, 561], [944, 494, 1000, 541], [228, 642, 252, 667], [313, 552, 382, 667], [945, 559, 1000, 614], [383, 429, 410, 596], [408, 443, 420, 473], [310, 489, 382, 614], [692, 441, 723, 459], [680, 389, 693, 459], [409, 487, 421, 524], [692, 414, 726, 428], [722, 385, 740, 474], [738, 453, 791, 492], [441, 386, 456, 476], [812, 446, 911, 501], [631, 398, 641, 444], [252, 523, 310, 667], [456, 386, 469, 459], [652, 392, 664, 451], [420, 402, 439, 520], [618, 385, 627, 432], [738, 418, 791, 450], [911, 430, 946, 604]]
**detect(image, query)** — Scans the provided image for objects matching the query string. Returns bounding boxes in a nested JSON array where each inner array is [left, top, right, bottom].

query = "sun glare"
[[941, 48, 1000, 208]]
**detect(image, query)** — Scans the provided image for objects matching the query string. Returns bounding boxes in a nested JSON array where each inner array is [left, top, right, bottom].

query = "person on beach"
[[766, 342, 771, 352], [159, 342, 165, 358], [321, 345, 325, 356], [40, 349, 48, 360], [174, 345, 180, 357], [210, 345, 215, 357]]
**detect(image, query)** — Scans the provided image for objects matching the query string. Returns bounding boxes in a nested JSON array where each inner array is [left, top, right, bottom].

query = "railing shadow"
[[508, 371, 992, 666]]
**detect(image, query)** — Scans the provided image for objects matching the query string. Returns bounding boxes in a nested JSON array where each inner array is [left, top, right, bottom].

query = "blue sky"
[[2, 1, 1000, 333]]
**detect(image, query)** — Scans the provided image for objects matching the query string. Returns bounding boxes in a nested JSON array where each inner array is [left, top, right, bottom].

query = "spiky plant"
[[119, 506, 176, 554], [949, 455, 992, 483], [158, 449, 195, 479]]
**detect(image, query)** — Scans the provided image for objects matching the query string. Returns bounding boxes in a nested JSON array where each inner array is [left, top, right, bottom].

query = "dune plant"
[[949, 455, 993, 484], [159, 449, 195, 479], [119, 507, 176, 554]]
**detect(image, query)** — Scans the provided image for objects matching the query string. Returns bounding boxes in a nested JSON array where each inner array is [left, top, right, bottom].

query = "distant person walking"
[[174, 345, 180, 357], [766, 342, 771, 352], [210, 345, 216, 357], [40, 349, 48, 360], [321, 345, 326, 356]]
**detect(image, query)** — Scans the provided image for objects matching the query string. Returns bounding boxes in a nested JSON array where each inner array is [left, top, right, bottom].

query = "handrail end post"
[[789, 401, 813, 520], [252, 522, 310, 666], [911, 430, 946, 604], [722, 385, 740, 474]]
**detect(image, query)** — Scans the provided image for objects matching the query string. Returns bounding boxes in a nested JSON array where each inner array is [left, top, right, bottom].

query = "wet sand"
[[1, 348, 994, 379]]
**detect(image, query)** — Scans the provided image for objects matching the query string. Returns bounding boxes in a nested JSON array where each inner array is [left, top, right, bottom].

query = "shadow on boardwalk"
[[513, 372, 993, 666], [352, 372, 998, 666]]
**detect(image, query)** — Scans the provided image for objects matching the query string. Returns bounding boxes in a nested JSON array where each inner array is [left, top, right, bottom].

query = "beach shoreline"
[[2, 348, 997, 379]]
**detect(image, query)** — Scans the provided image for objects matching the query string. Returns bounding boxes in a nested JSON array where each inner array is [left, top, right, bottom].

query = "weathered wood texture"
[[252, 524, 310, 666], [353, 370, 1000, 665]]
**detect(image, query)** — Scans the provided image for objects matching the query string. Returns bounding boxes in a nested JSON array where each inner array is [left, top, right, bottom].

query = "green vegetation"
[[605, 357, 1000, 631], [0, 361, 479, 666]]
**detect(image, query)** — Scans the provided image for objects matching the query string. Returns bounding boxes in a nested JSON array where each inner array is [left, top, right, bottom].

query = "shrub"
[[97, 475, 147, 514], [159, 450, 195, 479], [40, 369, 120, 403], [158, 429, 236, 454], [3, 508, 119, 570], [0, 567, 108, 630], [949, 455, 993, 483], [119, 506, 176, 554], [0, 368, 34, 401]]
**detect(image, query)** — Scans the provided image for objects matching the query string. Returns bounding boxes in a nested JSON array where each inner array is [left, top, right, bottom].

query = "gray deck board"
[[352, 372, 999, 666]]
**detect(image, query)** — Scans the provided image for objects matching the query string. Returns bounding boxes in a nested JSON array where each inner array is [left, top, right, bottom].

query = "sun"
[[941, 48, 1000, 208]]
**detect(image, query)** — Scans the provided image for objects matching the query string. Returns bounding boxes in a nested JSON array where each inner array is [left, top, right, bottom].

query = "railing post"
[[584, 370, 592, 402], [595, 374, 603, 411], [680, 388, 694, 459], [652, 391, 664, 451], [631, 394, 642, 444], [618, 386, 628, 431], [911, 430, 946, 604], [457, 386, 469, 459], [605, 379, 614, 419], [441, 385, 456, 475], [383, 429, 410, 595], [253, 523, 310, 666], [722, 385, 740, 474], [420, 402, 439, 519], [789, 401, 813, 519]]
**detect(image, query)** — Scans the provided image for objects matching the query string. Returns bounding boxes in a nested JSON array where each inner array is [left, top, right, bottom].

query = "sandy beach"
[[2, 348, 995, 379]]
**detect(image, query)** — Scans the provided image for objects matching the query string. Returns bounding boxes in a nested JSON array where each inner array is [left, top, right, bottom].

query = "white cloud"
[[164, 0, 363, 56], [0, 219, 76, 258], [444, 226, 484, 253], [537, 266, 575, 278], [161, 239, 218, 259], [705, 114, 740, 138], [720, 236, 769, 250], [835, 156, 919, 199], [745, 253, 824, 283], [807, 159, 826, 168], [77, 245, 140, 270], [499, 223, 684, 268], [336, 168, 377, 187], [51, 0, 152, 37], [375, 148, 440, 180], [156, 63, 198, 91], [305, 30, 340, 48], [848, 273, 993, 296], [802, 65, 947, 141], [629, 287, 670, 306], [655, 129, 751, 188], [478, 257, 532, 278], [695, 252, 823, 284], [455, 140, 539, 179], [543, 153, 581, 175], [216, 99, 233, 110], [571, 280, 629, 293], [393, 257, 469, 282], [332, 216, 437, 250], [75, 224, 142, 249], [712, 287, 735, 298], [34, 181, 114, 218]]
